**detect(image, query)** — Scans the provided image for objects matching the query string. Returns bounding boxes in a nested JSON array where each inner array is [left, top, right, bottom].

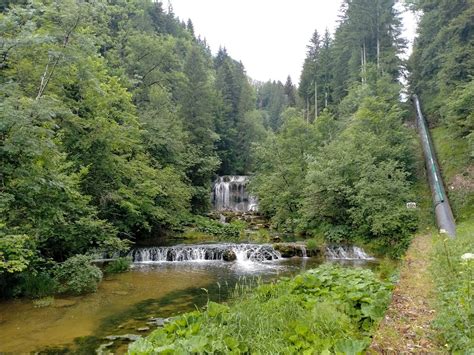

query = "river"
[[0, 254, 331, 353]]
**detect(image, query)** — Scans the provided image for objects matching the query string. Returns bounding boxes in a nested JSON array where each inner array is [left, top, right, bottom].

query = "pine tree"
[[284, 76, 297, 107]]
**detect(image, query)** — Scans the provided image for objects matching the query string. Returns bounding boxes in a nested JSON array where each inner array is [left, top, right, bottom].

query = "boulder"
[[222, 250, 237, 262], [273, 243, 297, 257]]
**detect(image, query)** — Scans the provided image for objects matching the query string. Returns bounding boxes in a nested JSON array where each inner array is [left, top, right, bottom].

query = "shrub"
[[105, 257, 131, 274], [192, 216, 245, 240], [305, 238, 319, 252], [18, 272, 57, 298], [53, 255, 102, 295], [324, 224, 351, 244]]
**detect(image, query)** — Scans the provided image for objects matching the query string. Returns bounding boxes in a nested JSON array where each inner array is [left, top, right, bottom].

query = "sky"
[[169, 0, 417, 84]]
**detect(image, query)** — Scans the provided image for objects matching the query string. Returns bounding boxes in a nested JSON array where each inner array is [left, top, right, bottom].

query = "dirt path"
[[369, 234, 443, 354]]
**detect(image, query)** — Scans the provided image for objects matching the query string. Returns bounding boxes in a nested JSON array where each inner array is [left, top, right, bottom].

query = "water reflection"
[[0, 256, 367, 353]]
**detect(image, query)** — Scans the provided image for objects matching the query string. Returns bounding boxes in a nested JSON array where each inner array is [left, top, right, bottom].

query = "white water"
[[325, 246, 374, 260], [212, 176, 258, 212], [129, 244, 281, 263], [300, 245, 307, 258]]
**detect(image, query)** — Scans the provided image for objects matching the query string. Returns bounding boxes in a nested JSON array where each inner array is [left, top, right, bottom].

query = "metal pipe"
[[413, 95, 456, 237]]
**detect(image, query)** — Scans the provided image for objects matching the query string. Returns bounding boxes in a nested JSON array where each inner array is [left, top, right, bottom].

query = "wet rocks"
[[98, 334, 141, 354], [222, 250, 237, 261], [96, 341, 114, 353], [270, 235, 282, 243], [104, 334, 140, 341], [147, 317, 175, 327], [273, 243, 320, 258]]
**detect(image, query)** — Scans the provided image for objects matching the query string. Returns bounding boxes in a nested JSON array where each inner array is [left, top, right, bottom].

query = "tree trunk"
[[314, 81, 318, 121]]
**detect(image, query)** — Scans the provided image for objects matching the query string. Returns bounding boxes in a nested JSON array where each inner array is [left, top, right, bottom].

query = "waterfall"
[[129, 244, 281, 263], [299, 245, 307, 258], [212, 176, 258, 212], [325, 246, 374, 260]]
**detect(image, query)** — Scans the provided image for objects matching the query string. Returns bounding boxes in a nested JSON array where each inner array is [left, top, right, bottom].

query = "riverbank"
[[129, 264, 392, 354]]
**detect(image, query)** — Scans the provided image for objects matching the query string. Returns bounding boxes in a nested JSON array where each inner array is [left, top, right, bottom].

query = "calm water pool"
[[0, 256, 331, 353]]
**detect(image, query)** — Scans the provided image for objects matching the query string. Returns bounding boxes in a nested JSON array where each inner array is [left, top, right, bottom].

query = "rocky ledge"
[[273, 243, 320, 258]]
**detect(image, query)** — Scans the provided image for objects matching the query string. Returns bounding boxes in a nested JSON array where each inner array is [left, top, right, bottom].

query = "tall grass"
[[431, 221, 474, 352]]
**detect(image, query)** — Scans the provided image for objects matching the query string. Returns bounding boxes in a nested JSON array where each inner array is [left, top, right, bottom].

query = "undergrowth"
[[431, 126, 474, 222], [129, 264, 392, 354], [183, 216, 246, 241], [105, 257, 132, 274], [431, 221, 474, 352]]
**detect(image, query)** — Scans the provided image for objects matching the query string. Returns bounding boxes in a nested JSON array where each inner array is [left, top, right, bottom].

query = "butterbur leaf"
[[207, 301, 229, 317], [224, 336, 239, 350], [334, 339, 367, 355], [295, 324, 310, 336], [187, 335, 208, 352]]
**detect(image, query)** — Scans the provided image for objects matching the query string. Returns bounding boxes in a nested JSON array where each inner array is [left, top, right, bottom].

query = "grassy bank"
[[431, 125, 473, 351], [431, 126, 474, 221], [431, 222, 474, 352], [129, 264, 392, 354]]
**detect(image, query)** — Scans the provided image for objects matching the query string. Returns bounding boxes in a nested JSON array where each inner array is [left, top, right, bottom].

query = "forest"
[[0, 0, 473, 353]]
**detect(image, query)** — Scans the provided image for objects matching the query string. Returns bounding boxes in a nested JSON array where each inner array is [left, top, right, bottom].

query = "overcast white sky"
[[170, 0, 417, 84]]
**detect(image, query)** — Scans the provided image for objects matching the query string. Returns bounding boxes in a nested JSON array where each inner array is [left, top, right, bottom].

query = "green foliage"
[[303, 84, 417, 256], [17, 272, 57, 299], [191, 216, 245, 241], [256, 79, 295, 130], [431, 222, 474, 352], [104, 257, 131, 274], [254, 75, 417, 256], [252, 0, 417, 255], [410, 0, 474, 161], [300, 0, 405, 108], [323, 225, 352, 244], [129, 264, 391, 353], [0, 94, 118, 261], [0, 234, 34, 274], [305, 238, 319, 252], [214, 48, 259, 175], [53, 255, 102, 295], [431, 126, 474, 222], [0, 0, 267, 296], [251, 108, 323, 231]]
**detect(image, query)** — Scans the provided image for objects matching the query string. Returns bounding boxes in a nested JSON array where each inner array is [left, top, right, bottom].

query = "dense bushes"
[[129, 264, 392, 353], [0, 0, 267, 296], [53, 255, 103, 295], [105, 257, 132, 274], [187, 216, 246, 241], [252, 79, 418, 256]]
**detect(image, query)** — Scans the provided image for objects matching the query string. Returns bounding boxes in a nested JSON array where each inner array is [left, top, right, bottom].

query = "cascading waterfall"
[[325, 246, 374, 260], [129, 244, 281, 263], [300, 245, 307, 258], [212, 176, 258, 212]]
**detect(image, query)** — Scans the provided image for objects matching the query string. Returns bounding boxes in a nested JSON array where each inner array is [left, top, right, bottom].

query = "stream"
[[0, 251, 334, 353], [0, 245, 375, 353]]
